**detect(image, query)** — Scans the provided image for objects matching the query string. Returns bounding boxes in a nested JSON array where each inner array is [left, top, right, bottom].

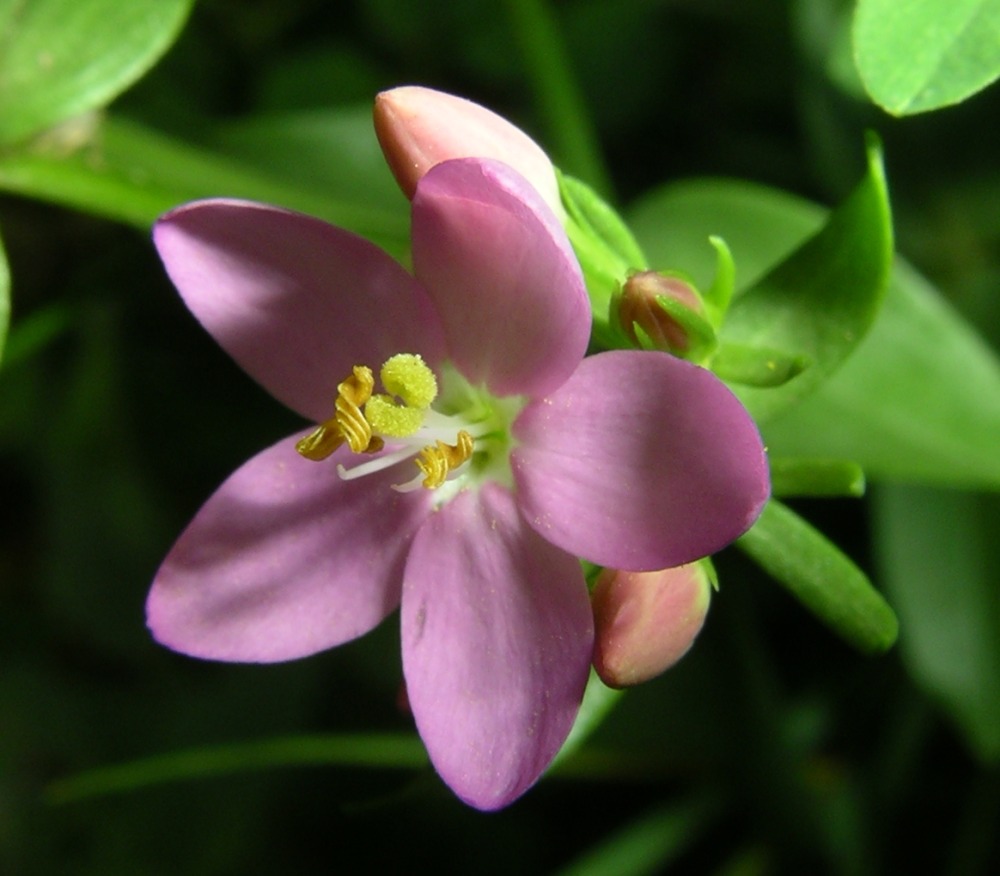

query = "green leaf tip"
[[738, 499, 899, 654]]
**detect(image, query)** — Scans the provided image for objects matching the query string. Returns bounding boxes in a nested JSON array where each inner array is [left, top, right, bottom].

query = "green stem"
[[502, 0, 613, 197]]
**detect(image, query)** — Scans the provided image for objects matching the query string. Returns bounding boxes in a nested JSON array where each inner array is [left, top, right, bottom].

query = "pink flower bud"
[[374, 85, 562, 214], [592, 563, 712, 688], [618, 271, 706, 355]]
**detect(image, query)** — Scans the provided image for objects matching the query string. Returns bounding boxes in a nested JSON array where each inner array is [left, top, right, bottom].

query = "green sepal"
[[712, 341, 811, 387], [737, 499, 898, 654], [702, 235, 736, 325], [769, 457, 867, 498], [557, 169, 648, 348]]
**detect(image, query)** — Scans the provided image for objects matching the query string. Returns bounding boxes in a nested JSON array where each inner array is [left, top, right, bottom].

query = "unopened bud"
[[618, 271, 714, 357], [374, 86, 562, 215], [592, 563, 712, 688]]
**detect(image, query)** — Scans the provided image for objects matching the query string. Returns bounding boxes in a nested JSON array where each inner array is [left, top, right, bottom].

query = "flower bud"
[[374, 85, 562, 214], [618, 270, 710, 356], [592, 563, 712, 688]]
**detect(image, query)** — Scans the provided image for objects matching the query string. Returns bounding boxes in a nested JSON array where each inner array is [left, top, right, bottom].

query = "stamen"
[[296, 365, 383, 460], [415, 430, 474, 489]]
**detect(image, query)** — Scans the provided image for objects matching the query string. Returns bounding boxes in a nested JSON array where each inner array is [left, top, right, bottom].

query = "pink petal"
[[154, 199, 445, 423], [374, 85, 563, 215], [401, 483, 593, 810], [411, 158, 590, 398], [147, 436, 432, 662], [512, 350, 770, 570]]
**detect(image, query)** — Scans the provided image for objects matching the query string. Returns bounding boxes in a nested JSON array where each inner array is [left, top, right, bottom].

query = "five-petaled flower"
[[146, 156, 769, 809]]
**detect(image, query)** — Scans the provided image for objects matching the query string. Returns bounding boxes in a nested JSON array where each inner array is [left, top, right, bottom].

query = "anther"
[[415, 430, 474, 489], [296, 366, 383, 460]]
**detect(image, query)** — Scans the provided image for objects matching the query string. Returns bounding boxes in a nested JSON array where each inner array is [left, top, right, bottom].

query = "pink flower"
[[146, 157, 769, 809], [374, 85, 562, 215]]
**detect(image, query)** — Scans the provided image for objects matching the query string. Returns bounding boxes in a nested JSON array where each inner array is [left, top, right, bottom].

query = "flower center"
[[296, 353, 519, 499]]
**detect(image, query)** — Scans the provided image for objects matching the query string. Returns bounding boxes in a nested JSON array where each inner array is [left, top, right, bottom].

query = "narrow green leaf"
[[873, 486, 1000, 762], [46, 733, 430, 804], [0, 228, 8, 364], [769, 458, 867, 498], [721, 136, 893, 422], [555, 796, 719, 876], [737, 499, 898, 653], [0, 0, 194, 144], [853, 0, 1000, 115], [0, 116, 409, 255]]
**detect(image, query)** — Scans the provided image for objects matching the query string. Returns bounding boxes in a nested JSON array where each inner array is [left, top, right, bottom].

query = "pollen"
[[416, 430, 474, 489], [364, 394, 426, 437], [380, 353, 438, 409]]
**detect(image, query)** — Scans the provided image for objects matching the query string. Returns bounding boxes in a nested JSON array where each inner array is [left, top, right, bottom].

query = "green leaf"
[[559, 170, 647, 347], [45, 733, 429, 803], [554, 796, 719, 876], [763, 260, 1000, 489], [720, 137, 893, 422], [0, 228, 8, 365], [0, 0, 194, 145], [853, 0, 1000, 115], [627, 178, 824, 296], [0, 115, 410, 256], [628, 167, 1000, 489], [769, 458, 866, 498], [873, 486, 1000, 761], [737, 499, 899, 654], [627, 140, 894, 421], [210, 107, 408, 221]]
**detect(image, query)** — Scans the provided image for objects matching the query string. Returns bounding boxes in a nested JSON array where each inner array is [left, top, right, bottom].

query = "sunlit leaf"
[[628, 168, 1000, 488], [854, 0, 1000, 115], [764, 261, 1000, 489], [629, 138, 893, 423], [720, 137, 892, 422], [0, 115, 409, 256], [0, 0, 194, 144]]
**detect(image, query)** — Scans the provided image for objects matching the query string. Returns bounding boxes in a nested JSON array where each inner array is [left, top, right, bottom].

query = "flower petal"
[[374, 85, 563, 216], [154, 199, 445, 423], [147, 436, 432, 662], [401, 482, 593, 810], [512, 350, 770, 570], [411, 158, 590, 397]]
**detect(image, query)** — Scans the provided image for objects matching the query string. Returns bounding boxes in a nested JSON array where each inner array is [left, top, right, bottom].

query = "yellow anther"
[[380, 353, 438, 409], [296, 365, 383, 460], [415, 430, 474, 489], [365, 394, 427, 437]]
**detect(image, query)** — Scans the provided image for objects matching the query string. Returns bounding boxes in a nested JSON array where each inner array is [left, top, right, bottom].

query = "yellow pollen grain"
[[365, 394, 426, 437], [380, 353, 437, 409]]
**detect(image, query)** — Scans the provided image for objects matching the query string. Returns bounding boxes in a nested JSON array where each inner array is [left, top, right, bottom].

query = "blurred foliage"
[[1, 0, 999, 873]]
